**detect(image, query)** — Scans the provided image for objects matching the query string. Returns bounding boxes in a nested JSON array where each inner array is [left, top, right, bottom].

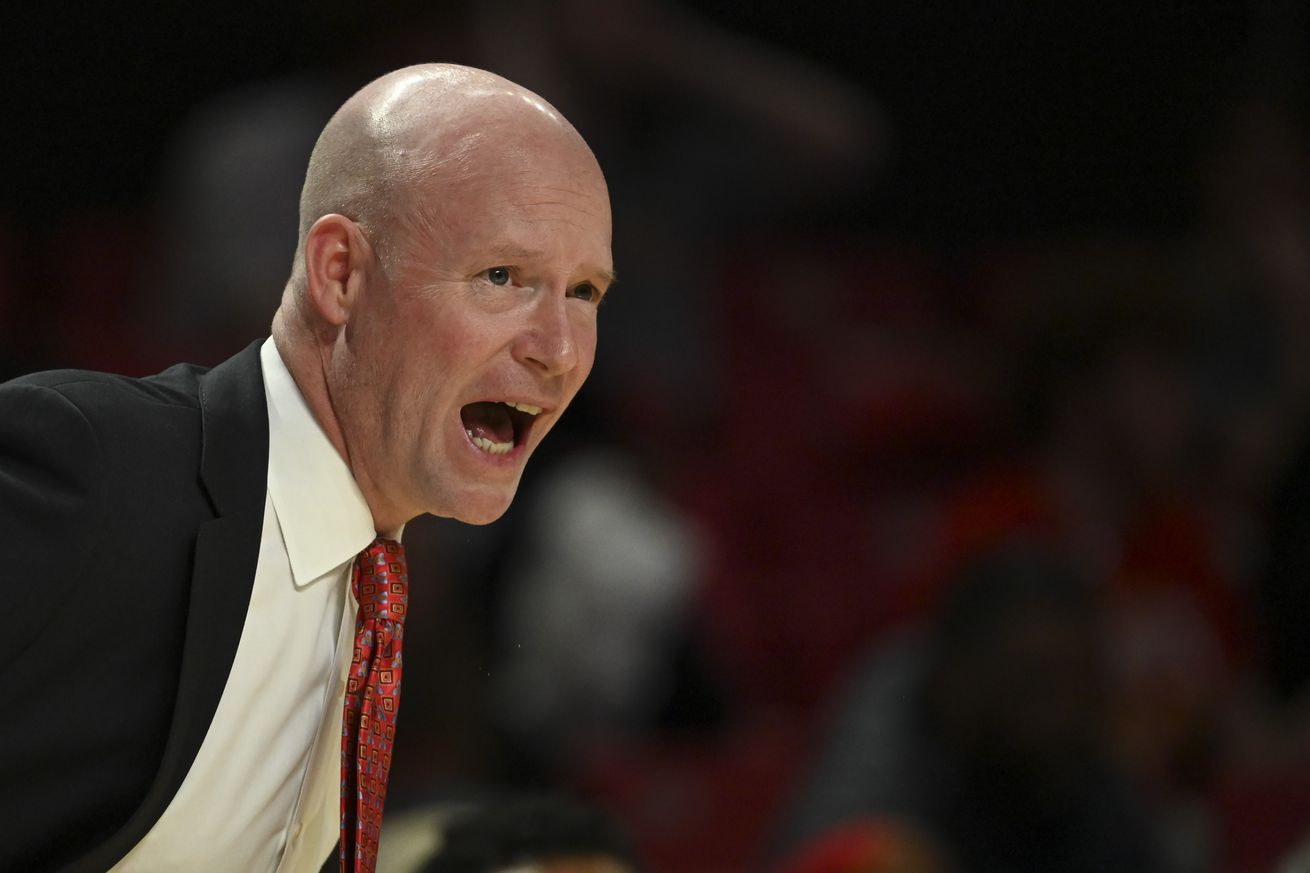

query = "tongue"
[[460, 402, 515, 445]]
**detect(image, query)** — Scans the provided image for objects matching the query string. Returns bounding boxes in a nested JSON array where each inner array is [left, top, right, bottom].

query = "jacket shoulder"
[[0, 360, 219, 663], [8, 361, 210, 413]]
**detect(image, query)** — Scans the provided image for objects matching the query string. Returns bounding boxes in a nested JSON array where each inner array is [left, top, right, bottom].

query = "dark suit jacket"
[[0, 341, 273, 872]]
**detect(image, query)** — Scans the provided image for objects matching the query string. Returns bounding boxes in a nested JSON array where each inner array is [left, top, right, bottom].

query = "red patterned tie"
[[340, 538, 408, 873]]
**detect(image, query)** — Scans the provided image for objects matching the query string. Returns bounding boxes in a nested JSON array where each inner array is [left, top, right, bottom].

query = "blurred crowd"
[[4, 2, 1310, 871]]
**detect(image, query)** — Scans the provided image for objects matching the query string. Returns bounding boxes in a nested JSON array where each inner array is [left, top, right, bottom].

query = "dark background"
[[0, 1, 1279, 235], [4, 3, 1310, 872]]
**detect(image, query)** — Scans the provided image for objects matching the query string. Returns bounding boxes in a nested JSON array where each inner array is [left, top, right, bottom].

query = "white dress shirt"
[[111, 339, 379, 873]]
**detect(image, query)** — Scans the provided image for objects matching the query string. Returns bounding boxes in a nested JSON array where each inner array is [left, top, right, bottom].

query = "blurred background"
[[4, 1, 1310, 870]]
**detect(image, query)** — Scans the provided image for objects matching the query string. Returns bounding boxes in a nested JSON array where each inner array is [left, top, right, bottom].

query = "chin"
[[446, 486, 518, 525], [452, 506, 511, 526]]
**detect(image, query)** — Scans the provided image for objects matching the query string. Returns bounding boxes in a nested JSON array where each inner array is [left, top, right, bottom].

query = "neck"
[[271, 311, 411, 535]]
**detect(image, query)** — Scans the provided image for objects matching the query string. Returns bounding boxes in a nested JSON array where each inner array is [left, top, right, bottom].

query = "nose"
[[516, 291, 580, 377]]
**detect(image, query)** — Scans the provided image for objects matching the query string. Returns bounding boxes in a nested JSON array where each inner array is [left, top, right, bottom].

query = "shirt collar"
[[261, 338, 378, 587]]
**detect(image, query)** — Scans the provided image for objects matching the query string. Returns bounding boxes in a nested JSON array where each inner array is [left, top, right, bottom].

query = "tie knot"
[[353, 538, 408, 624]]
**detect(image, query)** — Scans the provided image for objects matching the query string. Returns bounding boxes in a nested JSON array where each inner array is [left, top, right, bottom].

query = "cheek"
[[393, 329, 473, 430], [349, 309, 409, 385], [358, 332, 437, 428]]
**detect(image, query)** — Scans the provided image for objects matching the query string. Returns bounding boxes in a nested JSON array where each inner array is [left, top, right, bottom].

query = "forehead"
[[408, 128, 612, 270]]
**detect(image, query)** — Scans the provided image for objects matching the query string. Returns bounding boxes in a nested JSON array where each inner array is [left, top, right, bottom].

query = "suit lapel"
[[66, 340, 270, 873]]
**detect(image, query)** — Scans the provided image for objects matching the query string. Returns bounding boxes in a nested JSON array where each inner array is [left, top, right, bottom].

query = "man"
[[0, 63, 613, 873], [777, 546, 1161, 873]]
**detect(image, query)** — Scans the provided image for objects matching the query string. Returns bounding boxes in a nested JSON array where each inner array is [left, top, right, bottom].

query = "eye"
[[486, 266, 511, 286], [570, 282, 599, 303]]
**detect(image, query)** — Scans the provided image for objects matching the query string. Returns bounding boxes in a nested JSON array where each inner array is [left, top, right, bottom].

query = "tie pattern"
[[340, 538, 408, 873]]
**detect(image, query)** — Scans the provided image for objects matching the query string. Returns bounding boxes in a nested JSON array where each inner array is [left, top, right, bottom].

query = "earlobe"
[[304, 214, 366, 328]]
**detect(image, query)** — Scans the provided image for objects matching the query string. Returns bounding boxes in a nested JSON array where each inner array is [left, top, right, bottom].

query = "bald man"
[[0, 64, 613, 873]]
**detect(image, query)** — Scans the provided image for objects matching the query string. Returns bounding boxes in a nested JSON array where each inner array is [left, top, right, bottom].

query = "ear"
[[303, 214, 378, 328]]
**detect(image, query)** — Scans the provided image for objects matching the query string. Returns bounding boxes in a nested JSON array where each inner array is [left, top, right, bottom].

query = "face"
[[334, 117, 613, 527]]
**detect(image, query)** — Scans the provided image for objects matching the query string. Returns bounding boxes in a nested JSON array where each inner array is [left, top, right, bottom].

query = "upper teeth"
[[503, 401, 542, 415]]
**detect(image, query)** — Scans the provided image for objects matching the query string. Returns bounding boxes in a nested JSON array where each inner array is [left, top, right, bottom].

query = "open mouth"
[[459, 400, 542, 456]]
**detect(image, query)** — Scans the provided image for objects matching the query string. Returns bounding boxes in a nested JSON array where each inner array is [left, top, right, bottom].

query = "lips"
[[459, 400, 541, 455]]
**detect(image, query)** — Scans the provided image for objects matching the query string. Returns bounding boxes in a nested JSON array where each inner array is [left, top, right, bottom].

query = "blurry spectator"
[[916, 251, 1249, 809], [487, 393, 705, 778], [414, 794, 643, 873], [1189, 99, 1310, 706], [1184, 101, 1310, 722], [779, 544, 1161, 873]]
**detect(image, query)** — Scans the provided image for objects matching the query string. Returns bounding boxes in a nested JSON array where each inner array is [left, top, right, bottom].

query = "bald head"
[[289, 63, 594, 289]]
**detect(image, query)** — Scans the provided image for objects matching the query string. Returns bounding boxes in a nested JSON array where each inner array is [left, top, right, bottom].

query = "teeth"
[[502, 401, 542, 415], [469, 433, 514, 455]]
